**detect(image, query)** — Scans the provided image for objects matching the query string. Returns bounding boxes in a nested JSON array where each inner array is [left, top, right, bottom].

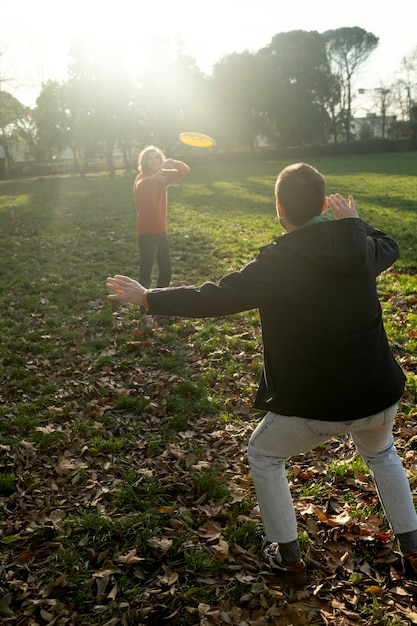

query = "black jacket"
[[147, 218, 405, 420]]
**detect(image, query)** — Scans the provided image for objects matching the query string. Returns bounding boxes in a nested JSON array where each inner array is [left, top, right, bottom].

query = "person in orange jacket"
[[133, 145, 190, 326]]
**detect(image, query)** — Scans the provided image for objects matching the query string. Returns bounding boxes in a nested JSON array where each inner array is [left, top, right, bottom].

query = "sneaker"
[[402, 552, 417, 579], [260, 539, 307, 586], [141, 314, 154, 328]]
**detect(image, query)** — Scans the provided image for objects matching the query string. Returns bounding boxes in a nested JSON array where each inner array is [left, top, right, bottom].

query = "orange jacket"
[[133, 161, 190, 235]]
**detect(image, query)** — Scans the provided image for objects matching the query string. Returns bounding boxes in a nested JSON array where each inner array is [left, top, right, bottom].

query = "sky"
[[1, 0, 416, 111]]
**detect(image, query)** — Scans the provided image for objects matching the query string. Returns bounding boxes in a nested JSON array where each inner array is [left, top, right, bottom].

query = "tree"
[[256, 31, 333, 147], [32, 81, 71, 162], [372, 87, 392, 139], [0, 89, 28, 171], [134, 51, 212, 153], [211, 51, 265, 150], [67, 36, 136, 175], [393, 48, 417, 122], [325, 73, 343, 144], [324, 27, 379, 142]]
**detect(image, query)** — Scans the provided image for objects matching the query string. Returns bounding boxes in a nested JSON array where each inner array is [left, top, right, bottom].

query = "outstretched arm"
[[161, 159, 190, 183]]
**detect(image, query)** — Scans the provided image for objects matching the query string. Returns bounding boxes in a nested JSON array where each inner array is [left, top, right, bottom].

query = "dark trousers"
[[138, 233, 172, 315]]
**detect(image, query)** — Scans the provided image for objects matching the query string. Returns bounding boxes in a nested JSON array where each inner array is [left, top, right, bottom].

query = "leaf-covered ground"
[[1, 309, 416, 625], [1, 157, 417, 625]]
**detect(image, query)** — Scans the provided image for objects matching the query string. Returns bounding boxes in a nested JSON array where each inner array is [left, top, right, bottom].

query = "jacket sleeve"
[[362, 221, 400, 275], [163, 161, 190, 185], [146, 256, 272, 318]]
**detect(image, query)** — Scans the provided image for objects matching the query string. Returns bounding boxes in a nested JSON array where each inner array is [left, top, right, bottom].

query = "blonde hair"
[[137, 145, 165, 174]]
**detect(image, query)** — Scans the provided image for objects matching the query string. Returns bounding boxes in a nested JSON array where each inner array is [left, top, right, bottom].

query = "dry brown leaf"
[[198, 520, 223, 542], [55, 458, 87, 476], [116, 550, 146, 566], [212, 538, 230, 562], [159, 571, 179, 586], [147, 536, 173, 554]]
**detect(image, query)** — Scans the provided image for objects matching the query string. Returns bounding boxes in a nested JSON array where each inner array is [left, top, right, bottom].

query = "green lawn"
[[0, 151, 416, 625]]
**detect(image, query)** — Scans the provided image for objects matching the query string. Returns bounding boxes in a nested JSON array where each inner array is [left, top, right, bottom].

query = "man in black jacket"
[[107, 162, 417, 585]]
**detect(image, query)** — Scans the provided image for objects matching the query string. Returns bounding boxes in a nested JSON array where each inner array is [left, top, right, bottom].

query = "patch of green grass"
[[165, 384, 215, 418], [71, 511, 115, 541], [73, 418, 97, 434], [52, 547, 86, 580], [118, 474, 166, 512], [327, 455, 371, 478], [227, 520, 262, 547], [360, 594, 408, 625], [147, 437, 166, 455], [192, 468, 229, 502], [30, 430, 63, 447], [0, 473, 16, 495], [89, 436, 126, 453], [183, 546, 219, 572], [163, 413, 189, 431], [159, 352, 188, 372], [215, 412, 236, 426], [297, 527, 310, 551], [91, 354, 116, 370], [351, 502, 384, 521], [295, 477, 332, 499], [229, 494, 257, 519], [8, 415, 41, 434], [112, 396, 150, 414]]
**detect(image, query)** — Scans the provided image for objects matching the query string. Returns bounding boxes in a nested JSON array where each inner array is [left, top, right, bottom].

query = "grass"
[[0, 473, 16, 495], [0, 151, 416, 624]]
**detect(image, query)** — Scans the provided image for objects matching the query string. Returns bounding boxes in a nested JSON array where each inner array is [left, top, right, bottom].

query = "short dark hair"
[[138, 145, 165, 175], [275, 162, 326, 226]]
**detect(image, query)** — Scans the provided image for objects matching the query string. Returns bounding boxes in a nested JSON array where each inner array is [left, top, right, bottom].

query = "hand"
[[162, 159, 177, 169], [106, 275, 146, 305], [327, 193, 359, 219]]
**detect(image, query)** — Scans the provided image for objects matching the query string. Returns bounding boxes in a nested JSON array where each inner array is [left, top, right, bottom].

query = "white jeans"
[[247, 404, 417, 544]]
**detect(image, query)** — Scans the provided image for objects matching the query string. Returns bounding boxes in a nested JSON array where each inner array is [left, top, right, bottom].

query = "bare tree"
[[325, 27, 379, 142], [358, 85, 393, 138], [393, 48, 417, 121]]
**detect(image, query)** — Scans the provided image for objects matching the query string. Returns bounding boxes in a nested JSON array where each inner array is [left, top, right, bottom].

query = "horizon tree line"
[[1, 26, 417, 175]]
